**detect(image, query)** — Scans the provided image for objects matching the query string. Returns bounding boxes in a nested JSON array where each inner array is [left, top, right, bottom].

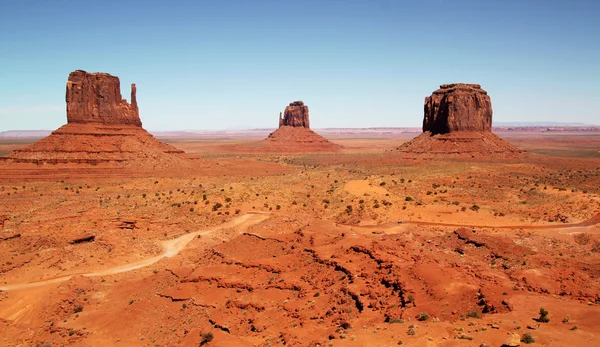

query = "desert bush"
[[405, 196, 413, 202], [521, 333, 535, 344], [466, 310, 481, 319], [345, 205, 353, 214], [73, 305, 83, 313], [538, 307, 550, 323], [416, 312, 429, 321], [212, 202, 223, 211], [200, 332, 214, 345], [470, 204, 480, 212]]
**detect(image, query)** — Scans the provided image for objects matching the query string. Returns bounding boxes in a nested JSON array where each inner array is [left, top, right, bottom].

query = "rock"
[[423, 83, 492, 134], [69, 235, 95, 244], [238, 100, 340, 153], [0, 233, 20, 241], [1, 70, 188, 169], [397, 83, 522, 158], [281, 100, 310, 128], [66, 70, 141, 126], [503, 333, 521, 347]]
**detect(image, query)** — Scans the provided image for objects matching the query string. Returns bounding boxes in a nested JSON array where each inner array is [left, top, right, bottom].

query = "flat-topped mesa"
[[423, 83, 492, 134], [66, 70, 142, 126], [281, 100, 310, 128]]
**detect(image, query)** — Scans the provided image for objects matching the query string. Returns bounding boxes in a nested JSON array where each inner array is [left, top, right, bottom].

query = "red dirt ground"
[[0, 131, 599, 346]]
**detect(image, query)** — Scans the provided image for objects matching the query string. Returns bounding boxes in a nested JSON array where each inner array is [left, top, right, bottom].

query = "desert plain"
[[1, 127, 600, 347]]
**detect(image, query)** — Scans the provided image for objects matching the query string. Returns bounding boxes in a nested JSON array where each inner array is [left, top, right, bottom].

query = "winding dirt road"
[[0, 213, 270, 292], [339, 211, 600, 231]]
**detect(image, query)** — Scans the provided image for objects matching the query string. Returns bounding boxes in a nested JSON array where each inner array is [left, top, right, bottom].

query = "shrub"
[[405, 196, 413, 202], [416, 312, 429, 321], [212, 202, 223, 211], [200, 332, 214, 345], [345, 205, 353, 214], [73, 305, 83, 313], [466, 310, 481, 319], [470, 204, 480, 212], [521, 333, 535, 344], [225, 197, 231, 202], [538, 307, 550, 323]]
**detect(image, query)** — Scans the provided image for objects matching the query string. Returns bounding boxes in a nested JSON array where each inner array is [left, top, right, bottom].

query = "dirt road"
[[0, 213, 270, 292]]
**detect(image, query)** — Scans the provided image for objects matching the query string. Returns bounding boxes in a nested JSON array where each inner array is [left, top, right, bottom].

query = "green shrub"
[[521, 333, 535, 344]]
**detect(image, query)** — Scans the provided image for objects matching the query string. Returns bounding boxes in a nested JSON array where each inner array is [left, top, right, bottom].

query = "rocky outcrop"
[[281, 101, 310, 128], [397, 83, 522, 158], [1, 70, 188, 169], [66, 70, 141, 126], [423, 84, 492, 134]]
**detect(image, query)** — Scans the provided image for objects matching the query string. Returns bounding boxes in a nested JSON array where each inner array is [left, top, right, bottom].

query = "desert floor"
[[0, 131, 599, 346]]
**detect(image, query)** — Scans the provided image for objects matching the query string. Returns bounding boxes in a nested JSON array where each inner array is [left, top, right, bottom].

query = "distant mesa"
[[397, 83, 522, 157], [1, 70, 187, 168], [224, 100, 341, 153]]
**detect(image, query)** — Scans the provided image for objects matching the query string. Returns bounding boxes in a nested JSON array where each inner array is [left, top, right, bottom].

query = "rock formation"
[[281, 101, 310, 128], [66, 70, 142, 126], [397, 83, 521, 157], [1, 70, 188, 170], [423, 84, 492, 134], [229, 101, 340, 153]]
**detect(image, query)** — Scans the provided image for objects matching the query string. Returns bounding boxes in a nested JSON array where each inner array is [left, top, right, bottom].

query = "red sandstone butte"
[[281, 101, 310, 129], [66, 70, 141, 126], [0, 70, 188, 169], [397, 83, 521, 157], [423, 83, 492, 134]]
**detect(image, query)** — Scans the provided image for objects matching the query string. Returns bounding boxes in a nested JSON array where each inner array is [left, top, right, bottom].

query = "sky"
[[0, 0, 598, 131]]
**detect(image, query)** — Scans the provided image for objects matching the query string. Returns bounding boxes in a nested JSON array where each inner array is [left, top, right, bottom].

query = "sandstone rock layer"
[[398, 83, 522, 158]]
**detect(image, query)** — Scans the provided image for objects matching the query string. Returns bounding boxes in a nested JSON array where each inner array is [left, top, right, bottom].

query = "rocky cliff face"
[[281, 101, 310, 129], [66, 70, 141, 126], [423, 84, 492, 134]]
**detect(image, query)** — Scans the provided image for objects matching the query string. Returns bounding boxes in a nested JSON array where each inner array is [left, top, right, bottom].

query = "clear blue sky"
[[0, 0, 598, 131]]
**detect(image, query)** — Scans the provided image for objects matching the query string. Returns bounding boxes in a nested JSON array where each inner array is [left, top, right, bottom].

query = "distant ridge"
[[494, 121, 596, 126]]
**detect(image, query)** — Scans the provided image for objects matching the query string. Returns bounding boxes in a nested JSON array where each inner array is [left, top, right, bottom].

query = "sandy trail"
[[0, 213, 270, 292], [339, 211, 600, 231]]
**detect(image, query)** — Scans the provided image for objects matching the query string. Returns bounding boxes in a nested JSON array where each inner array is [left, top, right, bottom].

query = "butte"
[[237, 101, 341, 153], [396, 83, 522, 158], [0, 70, 189, 174]]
